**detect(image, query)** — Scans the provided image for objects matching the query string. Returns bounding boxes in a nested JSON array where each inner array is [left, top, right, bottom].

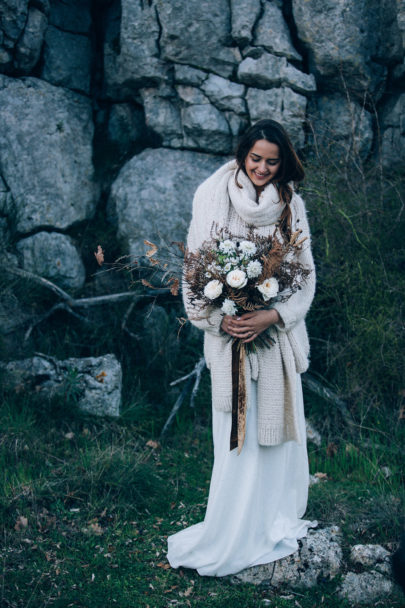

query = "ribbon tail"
[[237, 343, 247, 454], [230, 340, 247, 454]]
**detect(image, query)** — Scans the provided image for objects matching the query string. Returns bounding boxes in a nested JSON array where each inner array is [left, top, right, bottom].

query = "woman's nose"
[[258, 160, 267, 172]]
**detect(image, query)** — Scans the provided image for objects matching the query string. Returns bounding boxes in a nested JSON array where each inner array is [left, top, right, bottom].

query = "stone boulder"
[[338, 571, 393, 605], [201, 75, 246, 115], [0, 0, 29, 71], [104, 103, 146, 162], [182, 104, 232, 153], [350, 543, 391, 575], [108, 148, 227, 258], [140, 86, 184, 148], [1, 354, 122, 417], [103, 0, 166, 99], [156, 0, 240, 79], [230, 0, 261, 47], [246, 87, 307, 148], [232, 526, 342, 588], [16, 232, 85, 290], [253, 1, 301, 62], [14, 6, 48, 74], [308, 94, 373, 160], [0, 76, 96, 234], [48, 0, 91, 35], [174, 65, 208, 87], [292, 0, 402, 100], [41, 25, 92, 95], [238, 54, 316, 96], [381, 93, 405, 169]]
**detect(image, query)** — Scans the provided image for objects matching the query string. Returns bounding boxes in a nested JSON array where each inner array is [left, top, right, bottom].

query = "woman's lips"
[[253, 171, 270, 180]]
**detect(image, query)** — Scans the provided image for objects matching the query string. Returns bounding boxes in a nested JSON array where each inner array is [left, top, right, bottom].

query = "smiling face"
[[244, 139, 281, 192]]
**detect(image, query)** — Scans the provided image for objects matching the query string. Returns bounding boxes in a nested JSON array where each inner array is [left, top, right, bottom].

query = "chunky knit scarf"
[[183, 160, 316, 446]]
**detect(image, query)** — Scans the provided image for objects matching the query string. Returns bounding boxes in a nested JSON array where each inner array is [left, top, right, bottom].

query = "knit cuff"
[[272, 301, 297, 333]]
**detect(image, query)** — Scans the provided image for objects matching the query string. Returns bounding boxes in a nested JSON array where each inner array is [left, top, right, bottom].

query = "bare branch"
[[161, 357, 207, 437]]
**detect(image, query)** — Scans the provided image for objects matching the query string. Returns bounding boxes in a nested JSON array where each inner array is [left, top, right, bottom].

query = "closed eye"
[[250, 154, 280, 166]]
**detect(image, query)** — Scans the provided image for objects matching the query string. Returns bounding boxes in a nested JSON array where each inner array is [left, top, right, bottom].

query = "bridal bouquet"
[[184, 226, 311, 453], [184, 226, 310, 339]]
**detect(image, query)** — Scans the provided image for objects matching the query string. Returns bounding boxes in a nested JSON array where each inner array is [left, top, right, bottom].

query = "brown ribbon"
[[230, 340, 247, 454]]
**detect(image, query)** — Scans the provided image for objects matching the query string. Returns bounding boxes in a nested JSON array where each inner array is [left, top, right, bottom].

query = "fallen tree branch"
[[161, 357, 206, 437], [4, 265, 176, 339], [301, 373, 356, 430]]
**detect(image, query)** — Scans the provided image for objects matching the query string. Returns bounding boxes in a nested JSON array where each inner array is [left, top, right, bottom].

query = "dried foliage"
[[183, 226, 311, 315]]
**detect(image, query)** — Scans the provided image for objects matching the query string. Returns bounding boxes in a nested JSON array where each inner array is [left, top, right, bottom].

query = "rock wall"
[[0, 0, 404, 345]]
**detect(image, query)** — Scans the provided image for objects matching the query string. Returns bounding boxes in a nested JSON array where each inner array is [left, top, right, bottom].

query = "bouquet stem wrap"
[[230, 340, 247, 454]]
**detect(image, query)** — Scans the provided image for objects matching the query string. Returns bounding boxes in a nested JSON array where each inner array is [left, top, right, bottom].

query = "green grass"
[[1, 381, 404, 608]]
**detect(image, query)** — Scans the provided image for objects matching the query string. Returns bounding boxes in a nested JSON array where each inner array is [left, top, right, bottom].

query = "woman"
[[167, 119, 317, 577]]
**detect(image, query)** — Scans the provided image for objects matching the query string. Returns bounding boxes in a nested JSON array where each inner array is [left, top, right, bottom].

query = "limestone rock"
[[16, 232, 85, 290], [246, 87, 307, 148], [157, 0, 239, 79], [182, 103, 232, 153], [105, 103, 145, 159], [48, 0, 91, 34], [140, 86, 183, 148], [338, 571, 393, 605], [308, 93, 373, 160], [291, 0, 401, 99], [201, 75, 246, 114], [41, 26, 92, 94], [0, 176, 11, 217], [232, 526, 342, 589], [14, 6, 48, 73], [253, 2, 301, 61], [0, 0, 29, 71], [174, 64, 208, 87], [350, 544, 391, 575], [108, 148, 226, 258], [230, 0, 262, 47], [176, 85, 210, 106], [1, 354, 122, 417], [104, 0, 166, 99], [381, 93, 405, 169], [0, 76, 96, 234], [238, 54, 316, 95]]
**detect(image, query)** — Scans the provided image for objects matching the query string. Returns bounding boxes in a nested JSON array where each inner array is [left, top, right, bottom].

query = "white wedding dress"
[[167, 375, 316, 577]]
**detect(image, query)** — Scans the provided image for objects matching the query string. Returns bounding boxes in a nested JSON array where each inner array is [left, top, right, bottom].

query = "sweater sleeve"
[[272, 193, 316, 333], [182, 185, 224, 337]]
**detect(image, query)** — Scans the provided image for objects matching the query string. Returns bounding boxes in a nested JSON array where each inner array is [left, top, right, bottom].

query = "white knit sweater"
[[183, 160, 316, 446]]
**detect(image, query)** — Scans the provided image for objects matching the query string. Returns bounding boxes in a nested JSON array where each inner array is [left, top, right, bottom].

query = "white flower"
[[257, 277, 279, 301], [226, 269, 248, 289], [246, 260, 262, 279], [223, 262, 232, 273], [221, 298, 237, 316], [204, 279, 223, 300], [219, 239, 236, 254], [238, 240, 257, 257]]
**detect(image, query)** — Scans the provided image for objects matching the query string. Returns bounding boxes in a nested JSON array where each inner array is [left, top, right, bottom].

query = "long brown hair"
[[235, 119, 305, 240]]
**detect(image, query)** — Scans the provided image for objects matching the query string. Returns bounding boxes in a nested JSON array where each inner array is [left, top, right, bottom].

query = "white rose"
[[223, 262, 232, 273], [246, 260, 262, 279], [257, 277, 279, 301], [204, 279, 223, 300], [219, 239, 236, 254], [221, 298, 237, 316], [226, 269, 248, 289], [239, 240, 257, 257]]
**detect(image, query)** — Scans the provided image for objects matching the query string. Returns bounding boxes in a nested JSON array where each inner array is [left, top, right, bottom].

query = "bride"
[[167, 119, 316, 577]]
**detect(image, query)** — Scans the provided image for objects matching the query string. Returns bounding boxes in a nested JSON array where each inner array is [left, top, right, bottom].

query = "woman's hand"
[[220, 309, 282, 343]]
